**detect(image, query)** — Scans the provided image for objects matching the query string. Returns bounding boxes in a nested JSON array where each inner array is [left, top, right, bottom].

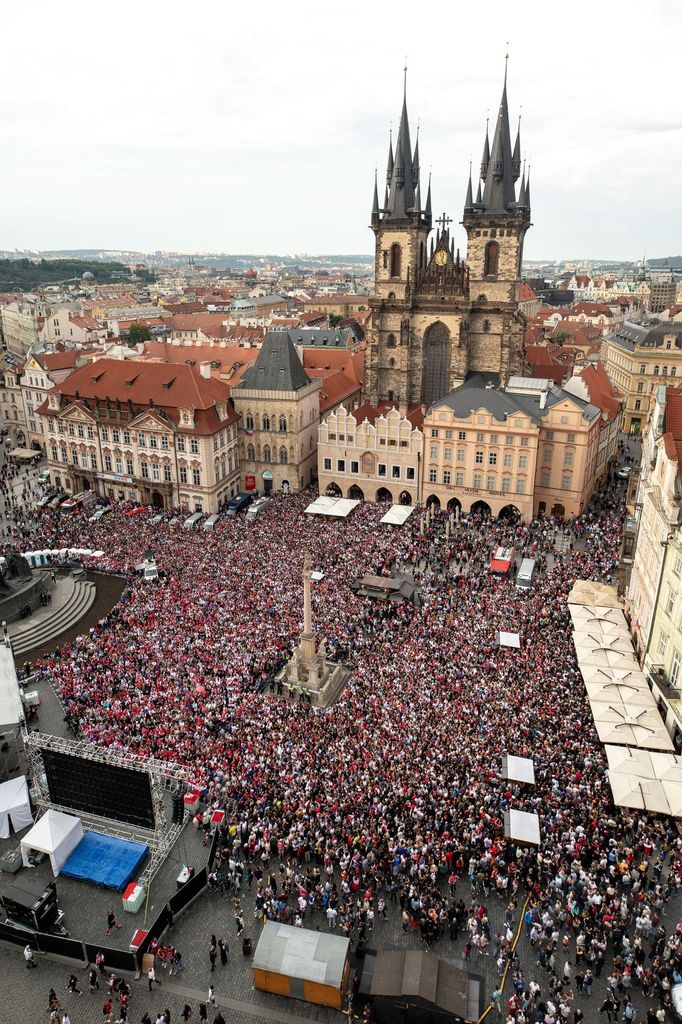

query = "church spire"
[[383, 67, 416, 221], [412, 126, 420, 189], [386, 129, 394, 185], [525, 164, 531, 213], [481, 58, 517, 214], [371, 168, 380, 226], [512, 115, 521, 181], [480, 119, 490, 180], [424, 171, 432, 225], [464, 162, 474, 213]]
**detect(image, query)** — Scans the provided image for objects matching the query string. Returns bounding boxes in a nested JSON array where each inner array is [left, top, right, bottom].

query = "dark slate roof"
[[430, 372, 600, 424], [240, 331, 311, 392], [290, 328, 357, 349], [606, 321, 682, 352]]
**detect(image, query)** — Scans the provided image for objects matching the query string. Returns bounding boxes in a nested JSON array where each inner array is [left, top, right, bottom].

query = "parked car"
[[616, 466, 632, 479], [88, 507, 112, 523], [183, 511, 204, 529], [246, 497, 272, 520]]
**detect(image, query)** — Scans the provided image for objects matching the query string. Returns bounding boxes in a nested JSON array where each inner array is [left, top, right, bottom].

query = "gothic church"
[[365, 65, 531, 409]]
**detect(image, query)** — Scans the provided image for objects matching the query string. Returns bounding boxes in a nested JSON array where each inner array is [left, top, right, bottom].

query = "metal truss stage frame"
[[25, 731, 197, 890]]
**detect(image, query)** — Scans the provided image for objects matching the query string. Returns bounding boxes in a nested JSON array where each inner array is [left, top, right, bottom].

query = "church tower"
[[366, 73, 432, 405], [462, 61, 531, 384]]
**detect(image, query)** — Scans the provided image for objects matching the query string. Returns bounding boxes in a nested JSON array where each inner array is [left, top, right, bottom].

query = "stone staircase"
[[8, 577, 97, 657]]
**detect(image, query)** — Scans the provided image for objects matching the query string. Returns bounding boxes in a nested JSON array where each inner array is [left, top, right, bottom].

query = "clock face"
[[434, 249, 448, 267]]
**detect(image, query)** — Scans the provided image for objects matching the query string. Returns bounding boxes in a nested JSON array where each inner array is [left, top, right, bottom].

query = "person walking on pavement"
[[105, 909, 122, 935], [24, 943, 37, 968], [208, 944, 217, 972], [207, 984, 216, 1007], [218, 939, 228, 966], [89, 967, 99, 991], [147, 965, 161, 991], [67, 972, 82, 995]]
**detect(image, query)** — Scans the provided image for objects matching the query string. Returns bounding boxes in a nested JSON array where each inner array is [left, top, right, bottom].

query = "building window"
[[473, 472, 482, 488], [151, 464, 160, 482], [543, 448, 552, 464], [502, 476, 511, 492], [104, 455, 112, 472], [654, 365, 659, 375], [80, 453, 88, 469], [161, 435, 169, 450], [561, 474, 572, 490], [138, 432, 145, 446], [505, 435, 514, 445], [639, 364, 646, 374], [247, 444, 255, 460], [141, 462, 149, 479], [567, 432, 576, 443], [518, 454, 528, 469], [455, 471, 464, 486], [279, 416, 287, 433], [444, 447, 452, 461], [406, 467, 415, 480], [475, 450, 484, 464], [431, 429, 439, 438], [458, 431, 466, 440], [263, 445, 271, 463], [636, 381, 644, 395], [386, 333, 396, 348], [673, 556, 682, 577], [123, 430, 131, 444], [486, 474, 495, 490], [476, 432, 485, 442], [112, 428, 120, 443], [672, 652, 681, 687], [149, 435, 158, 449], [192, 468, 201, 486], [672, 368, 677, 377], [564, 450, 574, 466], [190, 438, 199, 454], [323, 458, 332, 471], [540, 469, 550, 487], [378, 464, 387, 477], [179, 466, 188, 484], [634, 400, 641, 411], [443, 470, 451, 485], [390, 243, 401, 278], [126, 458, 134, 475], [91, 454, 97, 470], [262, 414, 270, 431], [392, 466, 400, 479], [177, 437, 185, 452], [483, 240, 499, 277], [350, 460, 359, 474], [516, 477, 526, 494], [663, 366, 669, 377], [520, 437, 529, 447], [428, 469, 437, 483], [445, 429, 453, 439], [658, 632, 668, 659], [163, 464, 172, 482], [279, 447, 288, 465], [76, 423, 84, 438], [490, 434, 498, 444], [488, 452, 497, 465], [246, 413, 254, 430], [337, 459, 346, 472], [51, 446, 58, 461], [457, 448, 465, 462], [666, 589, 675, 616], [503, 452, 513, 467], [430, 446, 438, 459], [115, 458, 122, 474]]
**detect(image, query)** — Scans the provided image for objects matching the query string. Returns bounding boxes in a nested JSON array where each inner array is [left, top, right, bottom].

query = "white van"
[[246, 497, 272, 521], [202, 513, 220, 531], [515, 558, 537, 589], [183, 511, 203, 529]]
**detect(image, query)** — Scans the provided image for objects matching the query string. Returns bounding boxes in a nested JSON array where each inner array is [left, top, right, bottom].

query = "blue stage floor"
[[60, 831, 149, 890]]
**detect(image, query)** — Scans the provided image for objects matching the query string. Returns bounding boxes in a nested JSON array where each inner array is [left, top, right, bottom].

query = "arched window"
[[653, 365, 659, 376], [279, 446, 288, 465], [386, 333, 396, 348], [279, 415, 287, 433], [247, 444, 255, 461], [262, 414, 270, 430], [390, 243, 401, 278], [263, 445, 271, 463], [245, 412, 254, 430], [663, 366, 668, 377], [484, 240, 499, 278], [388, 358, 396, 367]]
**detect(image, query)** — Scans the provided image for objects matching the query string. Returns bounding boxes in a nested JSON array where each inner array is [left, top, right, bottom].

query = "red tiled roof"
[[169, 313, 228, 337], [664, 386, 682, 467], [39, 351, 83, 372], [579, 361, 622, 421], [352, 401, 424, 430], [518, 282, 539, 302]]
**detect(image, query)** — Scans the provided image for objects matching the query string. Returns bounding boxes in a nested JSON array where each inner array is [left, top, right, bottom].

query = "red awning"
[[490, 559, 511, 574]]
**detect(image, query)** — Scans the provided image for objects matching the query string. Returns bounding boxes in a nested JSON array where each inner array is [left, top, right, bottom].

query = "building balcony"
[[649, 664, 680, 702]]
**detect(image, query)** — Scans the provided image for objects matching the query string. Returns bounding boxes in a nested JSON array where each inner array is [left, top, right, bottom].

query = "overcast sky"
[[1, 0, 680, 261]]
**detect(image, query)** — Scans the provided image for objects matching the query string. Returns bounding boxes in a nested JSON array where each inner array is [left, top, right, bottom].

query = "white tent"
[[585, 680, 653, 704], [380, 504, 414, 526], [0, 638, 23, 730], [0, 776, 32, 839], [20, 809, 83, 875]]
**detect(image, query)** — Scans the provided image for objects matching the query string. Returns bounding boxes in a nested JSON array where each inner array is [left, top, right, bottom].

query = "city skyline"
[[0, 0, 680, 259]]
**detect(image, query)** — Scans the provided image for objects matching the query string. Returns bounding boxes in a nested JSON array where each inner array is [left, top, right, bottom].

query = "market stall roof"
[[585, 680, 652, 703], [501, 754, 535, 785], [568, 580, 621, 608], [570, 606, 623, 626], [579, 650, 637, 670], [578, 665, 646, 686], [504, 808, 541, 846], [593, 707, 675, 751], [497, 631, 521, 649], [609, 774, 673, 815], [253, 921, 349, 988], [8, 447, 38, 460], [304, 496, 360, 518], [380, 504, 414, 526]]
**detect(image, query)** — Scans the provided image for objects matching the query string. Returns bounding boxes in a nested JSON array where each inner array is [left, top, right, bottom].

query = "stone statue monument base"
[[275, 647, 351, 709]]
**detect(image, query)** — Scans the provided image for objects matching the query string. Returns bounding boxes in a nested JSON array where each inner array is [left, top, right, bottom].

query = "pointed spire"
[[512, 114, 521, 181], [464, 162, 474, 213], [412, 125, 420, 189], [525, 164, 531, 212], [386, 129, 394, 185], [413, 178, 422, 215], [371, 168, 380, 226], [480, 119, 490, 180], [481, 57, 517, 214], [425, 172, 432, 222], [383, 66, 416, 220], [516, 167, 526, 209], [476, 180, 482, 205]]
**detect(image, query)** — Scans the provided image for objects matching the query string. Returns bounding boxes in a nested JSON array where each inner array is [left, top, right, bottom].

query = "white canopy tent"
[[568, 580, 621, 607], [0, 776, 32, 839], [504, 808, 541, 846], [579, 651, 636, 670], [497, 631, 521, 649], [608, 774, 673, 815], [501, 755, 536, 785], [585, 680, 653, 703], [380, 504, 414, 526], [304, 496, 360, 518], [570, 607, 624, 626], [578, 665, 646, 687], [592, 706, 675, 751], [0, 637, 23, 730], [605, 746, 682, 817], [20, 809, 83, 876]]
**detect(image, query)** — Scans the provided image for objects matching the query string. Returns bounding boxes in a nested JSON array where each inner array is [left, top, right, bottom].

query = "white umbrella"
[[579, 665, 646, 686], [605, 745, 656, 779], [609, 774, 671, 814], [660, 781, 682, 817], [580, 651, 637, 670], [649, 752, 682, 784], [585, 681, 653, 703]]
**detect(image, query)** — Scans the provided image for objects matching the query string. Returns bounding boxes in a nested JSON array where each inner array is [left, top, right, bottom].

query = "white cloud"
[[0, 0, 680, 258]]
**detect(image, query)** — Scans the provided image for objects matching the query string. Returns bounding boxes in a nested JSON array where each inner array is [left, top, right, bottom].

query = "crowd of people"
[[6, 464, 682, 1023]]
